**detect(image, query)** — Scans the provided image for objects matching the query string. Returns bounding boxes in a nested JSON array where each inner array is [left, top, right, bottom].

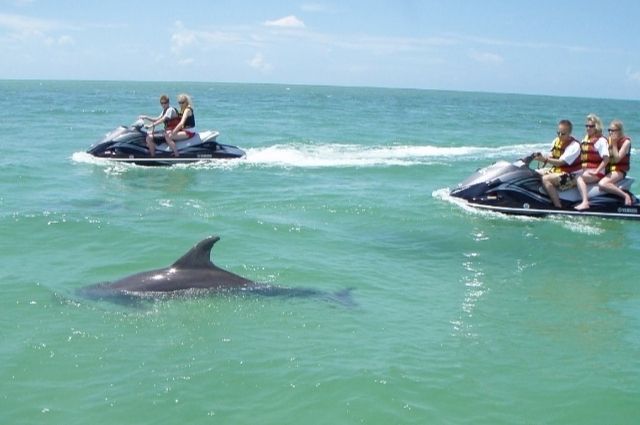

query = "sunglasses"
[[160, 101, 168, 105], [585, 124, 596, 129], [556, 131, 568, 136], [608, 128, 620, 133], [178, 100, 186, 104]]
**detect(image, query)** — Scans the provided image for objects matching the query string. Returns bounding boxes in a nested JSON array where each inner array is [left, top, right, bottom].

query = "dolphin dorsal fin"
[[171, 236, 220, 268]]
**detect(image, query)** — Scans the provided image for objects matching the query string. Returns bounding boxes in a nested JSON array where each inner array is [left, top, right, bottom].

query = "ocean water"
[[1, 80, 640, 424]]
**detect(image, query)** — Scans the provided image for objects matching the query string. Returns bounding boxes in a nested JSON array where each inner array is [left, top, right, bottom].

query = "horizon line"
[[1, 77, 637, 103]]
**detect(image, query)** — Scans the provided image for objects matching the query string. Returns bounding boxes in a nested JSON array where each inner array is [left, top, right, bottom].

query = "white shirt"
[[558, 140, 581, 165], [593, 135, 609, 158], [162, 107, 178, 122]]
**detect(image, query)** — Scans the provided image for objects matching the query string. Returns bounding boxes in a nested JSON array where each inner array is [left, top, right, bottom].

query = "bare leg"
[[164, 131, 180, 157], [145, 134, 156, 157], [574, 176, 590, 210], [599, 173, 633, 206], [575, 172, 600, 210], [541, 174, 562, 208]]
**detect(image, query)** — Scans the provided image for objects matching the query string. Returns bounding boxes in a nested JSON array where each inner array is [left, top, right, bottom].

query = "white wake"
[[72, 142, 548, 170]]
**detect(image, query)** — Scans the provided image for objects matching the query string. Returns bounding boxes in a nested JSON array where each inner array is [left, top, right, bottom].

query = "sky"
[[1, 0, 640, 99]]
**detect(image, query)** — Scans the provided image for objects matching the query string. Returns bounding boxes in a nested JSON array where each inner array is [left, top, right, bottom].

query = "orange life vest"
[[163, 107, 181, 130], [550, 137, 581, 173], [608, 136, 631, 173], [580, 135, 605, 169]]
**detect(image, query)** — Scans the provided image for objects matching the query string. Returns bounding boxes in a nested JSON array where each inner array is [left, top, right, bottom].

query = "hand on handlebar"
[[533, 152, 545, 161]]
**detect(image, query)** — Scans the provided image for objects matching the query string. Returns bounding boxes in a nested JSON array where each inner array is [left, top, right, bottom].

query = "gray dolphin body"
[[79, 236, 354, 306]]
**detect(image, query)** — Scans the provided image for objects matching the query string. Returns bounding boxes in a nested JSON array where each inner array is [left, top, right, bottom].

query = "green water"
[[1, 80, 640, 424]]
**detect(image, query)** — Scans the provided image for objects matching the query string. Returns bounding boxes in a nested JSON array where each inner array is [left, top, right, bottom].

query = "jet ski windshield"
[[454, 154, 537, 192], [456, 160, 514, 190]]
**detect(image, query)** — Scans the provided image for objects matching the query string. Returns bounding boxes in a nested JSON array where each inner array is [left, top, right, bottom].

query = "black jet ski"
[[450, 153, 640, 220], [87, 120, 246, 166]]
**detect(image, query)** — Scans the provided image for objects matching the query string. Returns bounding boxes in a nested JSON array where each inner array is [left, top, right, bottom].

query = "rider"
[[138, 94, 180, 157], [599, 119, 633, 205], [574, 113, 610, 211], [164, 93, 197, 157], [533, 119, 581, 208]]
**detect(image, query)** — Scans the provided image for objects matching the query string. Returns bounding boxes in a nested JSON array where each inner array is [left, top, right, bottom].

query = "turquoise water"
[[2, 80, 640, 424]]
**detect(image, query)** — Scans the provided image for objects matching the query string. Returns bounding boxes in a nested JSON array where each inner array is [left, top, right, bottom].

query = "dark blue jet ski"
[[450, 154, 640, 220], [87, 120, 245, 166]]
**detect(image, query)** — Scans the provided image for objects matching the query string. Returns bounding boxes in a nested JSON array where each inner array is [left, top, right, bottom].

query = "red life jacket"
[[550, 137, 581, 173], [163, 107, 181, 130], [580, 135, 605, 169], [608, 136, 631, 173]]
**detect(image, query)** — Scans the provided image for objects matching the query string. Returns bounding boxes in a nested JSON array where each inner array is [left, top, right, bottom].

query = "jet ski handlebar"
[[131, 118, 146, 131], [130, 118, 155, 135], [516, 152, 538, 168]]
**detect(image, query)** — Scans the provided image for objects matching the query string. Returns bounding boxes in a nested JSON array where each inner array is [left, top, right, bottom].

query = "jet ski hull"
[[459, 197, 640, 220]]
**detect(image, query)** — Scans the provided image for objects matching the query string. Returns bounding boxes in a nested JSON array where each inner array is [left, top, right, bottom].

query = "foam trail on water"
[[71, 152, 135, 175], [243, 142, 547, 168], [432, 188, 605, 234], [432, 188, 540, 222], [71, 142, 548, 170]]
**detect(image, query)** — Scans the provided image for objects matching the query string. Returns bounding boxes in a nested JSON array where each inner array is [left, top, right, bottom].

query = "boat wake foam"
[[242, 142, 547, 168], [71, 152, 136, 175], [72, 142, 548, 170], [432, 188, 605, 234]]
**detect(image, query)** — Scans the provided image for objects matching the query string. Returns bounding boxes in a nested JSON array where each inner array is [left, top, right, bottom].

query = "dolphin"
[[78, 236, 354, 306]]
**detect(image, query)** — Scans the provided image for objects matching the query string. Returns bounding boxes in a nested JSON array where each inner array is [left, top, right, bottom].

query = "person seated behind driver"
[[574, 113, 610, 211], [138, 94, 180, 157], [533, 119, 581, 208], [164, 93, 197, 157], [599, 119, 633, 206]]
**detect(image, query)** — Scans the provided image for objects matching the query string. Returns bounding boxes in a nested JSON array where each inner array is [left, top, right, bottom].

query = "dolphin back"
[[171, 236, 220, 269]]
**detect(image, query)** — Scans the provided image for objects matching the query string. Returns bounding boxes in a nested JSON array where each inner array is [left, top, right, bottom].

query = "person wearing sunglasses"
[[138, 94, 180, 157], [598, 120, 633, 206], [165, 93, 197, 157], [533, 119, 581, 208], [574, 113, 610, 211]]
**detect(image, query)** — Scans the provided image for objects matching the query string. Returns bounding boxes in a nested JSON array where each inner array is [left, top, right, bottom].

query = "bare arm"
[[594, 156, 609, 175], [139, 113, 163, 122], [171, 109, 190, 133], [611, 139, 631, 163]]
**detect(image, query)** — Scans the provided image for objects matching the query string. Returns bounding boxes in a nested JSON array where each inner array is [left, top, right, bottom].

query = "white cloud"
[[330, 34, 457, 55], [626, 67, 640, 83], [459, 33, 591, 54], [170, 21, 197, 54], [170, 20, 246, 55], [301, 3, 326, 12], [57, 34, 74, 45], [0, 13, 61, 40], [248, 52, 273, 72], [0, 13, 78, 50], [469, 50, 504, 64], [178, 57, 195, 66], [264, 15, 305, 29]]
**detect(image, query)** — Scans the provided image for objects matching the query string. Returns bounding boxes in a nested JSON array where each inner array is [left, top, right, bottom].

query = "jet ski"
[[87, 120, 246, 166], [450, 153, 640, 220]]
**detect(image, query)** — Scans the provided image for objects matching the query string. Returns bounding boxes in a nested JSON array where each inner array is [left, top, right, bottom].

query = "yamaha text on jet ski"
[[87, 120, 246, 166], [450, 154, 640, 220]]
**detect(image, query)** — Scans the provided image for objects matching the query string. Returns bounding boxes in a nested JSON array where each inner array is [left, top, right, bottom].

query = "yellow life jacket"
[[550, 137, 581, 173]]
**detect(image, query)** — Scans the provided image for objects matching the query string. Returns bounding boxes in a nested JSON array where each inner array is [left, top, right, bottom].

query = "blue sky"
[[1, 0, 640, 99]]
